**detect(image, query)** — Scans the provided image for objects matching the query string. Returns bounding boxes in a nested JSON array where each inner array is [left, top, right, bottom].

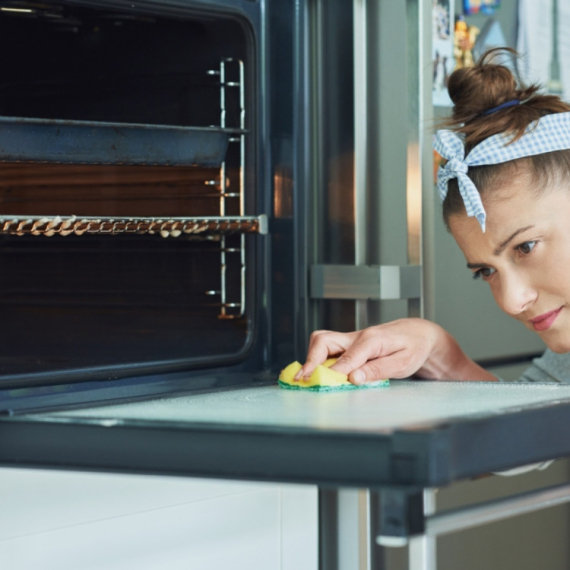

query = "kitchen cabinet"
[[0, 468, 318, 570]]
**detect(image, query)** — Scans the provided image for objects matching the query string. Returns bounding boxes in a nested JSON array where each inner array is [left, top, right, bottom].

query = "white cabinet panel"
[[280, 485, 319, 570], [0, 468, 267, 540], [0, 468, 318, 570]]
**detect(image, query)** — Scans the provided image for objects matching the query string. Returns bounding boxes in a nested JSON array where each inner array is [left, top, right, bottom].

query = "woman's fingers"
[[297, 319, 441, 383], [327, 334, 387, 376], [298, 328, 391, 380], [295, 330, 355, 380], [347, 350, 414, 385]]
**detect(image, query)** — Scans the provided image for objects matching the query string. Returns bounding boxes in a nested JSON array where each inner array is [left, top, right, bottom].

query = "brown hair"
[[440, 48, 570, 230]]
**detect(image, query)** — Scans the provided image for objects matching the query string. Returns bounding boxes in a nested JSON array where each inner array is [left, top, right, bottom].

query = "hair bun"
[[442, 48, 570, 151], [447, 49, 520, 119]]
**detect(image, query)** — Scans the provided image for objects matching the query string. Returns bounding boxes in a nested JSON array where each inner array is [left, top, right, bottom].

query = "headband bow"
[[434, 111, 570, 232], [434, 130, 486, 231]]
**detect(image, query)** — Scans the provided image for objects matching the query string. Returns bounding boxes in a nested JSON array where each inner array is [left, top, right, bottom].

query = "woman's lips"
[[530, 307, 563, 332]]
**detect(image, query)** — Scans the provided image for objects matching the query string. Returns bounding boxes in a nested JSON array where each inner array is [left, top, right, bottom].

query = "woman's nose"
[[495, 272, 537, 316]]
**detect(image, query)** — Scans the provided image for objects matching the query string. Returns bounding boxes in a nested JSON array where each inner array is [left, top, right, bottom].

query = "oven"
[[0, 0, 303, 397], [0, 1, 429, 567], [0, 0, 446, 568], [0, 0, 429, 485]]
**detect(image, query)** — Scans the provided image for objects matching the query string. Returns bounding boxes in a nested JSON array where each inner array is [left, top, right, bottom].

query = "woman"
[[297, 50, 570, 385]]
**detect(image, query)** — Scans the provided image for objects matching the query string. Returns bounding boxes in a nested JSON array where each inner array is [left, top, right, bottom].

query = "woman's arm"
[[297, 318, 498, 384]]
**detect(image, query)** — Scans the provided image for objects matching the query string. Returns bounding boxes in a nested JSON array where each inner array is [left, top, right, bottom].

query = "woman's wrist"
[[418, 323, 498, 381]]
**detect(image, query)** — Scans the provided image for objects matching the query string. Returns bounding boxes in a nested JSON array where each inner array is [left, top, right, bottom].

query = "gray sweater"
[[518, 350, 570, 383]]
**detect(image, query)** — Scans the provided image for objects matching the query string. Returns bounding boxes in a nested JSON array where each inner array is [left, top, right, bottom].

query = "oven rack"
[[0, 116, 244, 167], [0, 215, 267, 238], [0, 57, 252, 319]]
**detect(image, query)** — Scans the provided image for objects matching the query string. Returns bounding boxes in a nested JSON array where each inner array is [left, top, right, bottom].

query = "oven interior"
[[0, 1, 262, 386]]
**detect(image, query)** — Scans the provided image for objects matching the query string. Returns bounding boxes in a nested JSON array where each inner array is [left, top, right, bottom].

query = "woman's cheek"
[[488, 280, 507, 313]]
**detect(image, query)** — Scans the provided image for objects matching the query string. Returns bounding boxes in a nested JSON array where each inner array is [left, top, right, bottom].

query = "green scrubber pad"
[[278, 379, 389, 392]]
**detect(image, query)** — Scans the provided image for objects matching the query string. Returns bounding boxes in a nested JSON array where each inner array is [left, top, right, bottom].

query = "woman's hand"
[[296, 318, 497, 384]]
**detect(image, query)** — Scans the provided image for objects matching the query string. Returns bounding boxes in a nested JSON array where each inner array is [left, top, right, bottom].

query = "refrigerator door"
[[307, 1, 424, 336]]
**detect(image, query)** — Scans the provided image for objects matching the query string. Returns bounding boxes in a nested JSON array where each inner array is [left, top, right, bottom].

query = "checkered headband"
[[433, 112, 570, 232]]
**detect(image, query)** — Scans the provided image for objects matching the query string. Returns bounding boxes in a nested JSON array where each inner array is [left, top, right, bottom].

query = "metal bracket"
[[376, 488, 426, 547], [310, 264, 421, 301], [377, 479, 570, 543]]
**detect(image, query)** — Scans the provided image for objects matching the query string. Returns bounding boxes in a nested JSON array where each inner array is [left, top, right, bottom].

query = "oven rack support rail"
[[208, 58, 248, 319], [0, 215, 267, 238]]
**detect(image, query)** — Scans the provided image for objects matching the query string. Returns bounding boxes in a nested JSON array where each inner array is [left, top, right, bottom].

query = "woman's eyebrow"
[[465, 225, 535, 270], [493, 225, 535, 255]]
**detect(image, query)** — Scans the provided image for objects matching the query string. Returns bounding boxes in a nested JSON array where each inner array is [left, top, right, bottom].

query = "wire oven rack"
[[0, 215, 266, 238], [0, 58, 257, 318]]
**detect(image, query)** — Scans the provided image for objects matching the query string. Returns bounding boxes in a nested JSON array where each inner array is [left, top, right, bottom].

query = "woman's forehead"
[[481, 162, 535, 199], [479, 157, 570, 207], [450, 182, 570, 246]]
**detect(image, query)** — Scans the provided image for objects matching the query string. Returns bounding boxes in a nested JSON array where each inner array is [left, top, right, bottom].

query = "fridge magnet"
[[472, 18, 509, 63], [454, 15, 480, 69], [432, 0, 455, 107], [463, 0, 501, 16]]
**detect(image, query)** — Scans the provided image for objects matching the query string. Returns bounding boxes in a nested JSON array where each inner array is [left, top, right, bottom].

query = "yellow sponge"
[[278, 359, 389, 391]]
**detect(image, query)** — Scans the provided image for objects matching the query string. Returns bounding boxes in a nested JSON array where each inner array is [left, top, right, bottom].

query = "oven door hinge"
[[309, 264, 421, 301]]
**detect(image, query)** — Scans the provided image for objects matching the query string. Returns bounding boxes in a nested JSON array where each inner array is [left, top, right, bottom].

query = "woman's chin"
[[543, 335, 570, 354]]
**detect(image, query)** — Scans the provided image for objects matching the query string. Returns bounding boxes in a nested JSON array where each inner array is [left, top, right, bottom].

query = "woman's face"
[[449, 176, 570, 353]]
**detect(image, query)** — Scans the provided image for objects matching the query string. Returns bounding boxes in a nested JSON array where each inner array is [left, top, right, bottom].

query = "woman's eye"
[[516, 240, 536, 255], [472, 267, 496, 280]]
